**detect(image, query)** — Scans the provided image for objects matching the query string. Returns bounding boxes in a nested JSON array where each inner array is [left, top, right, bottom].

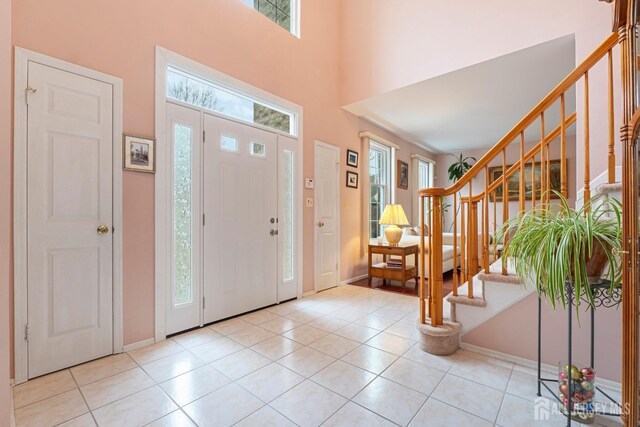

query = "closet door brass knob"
[[97, 225, 110, 235]]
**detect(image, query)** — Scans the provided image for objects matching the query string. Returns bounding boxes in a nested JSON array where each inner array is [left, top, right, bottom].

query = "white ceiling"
[[344, 35, 576, 154]]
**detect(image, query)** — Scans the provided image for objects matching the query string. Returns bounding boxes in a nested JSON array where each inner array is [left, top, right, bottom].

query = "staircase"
[[416, 32, 621, 333], [448, 166, 623, 335]]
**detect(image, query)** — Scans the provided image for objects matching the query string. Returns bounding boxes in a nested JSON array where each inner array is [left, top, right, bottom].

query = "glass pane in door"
[[173, 124, 193, 306], [282, 150, 294, 281]]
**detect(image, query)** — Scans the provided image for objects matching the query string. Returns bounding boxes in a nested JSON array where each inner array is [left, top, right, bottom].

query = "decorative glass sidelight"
[[173, 124, 194, 306], [282, 149, 294, 281]]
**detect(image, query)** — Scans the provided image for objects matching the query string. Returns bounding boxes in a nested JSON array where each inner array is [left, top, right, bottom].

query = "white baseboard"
[[460, 342, 622, 392], [339, 274, 368, 286], [122, 337, 155, 353], [302, 290, 317, 298]]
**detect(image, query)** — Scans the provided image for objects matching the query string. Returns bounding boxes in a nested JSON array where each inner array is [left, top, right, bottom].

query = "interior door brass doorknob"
[[97, 225, 110, 235]]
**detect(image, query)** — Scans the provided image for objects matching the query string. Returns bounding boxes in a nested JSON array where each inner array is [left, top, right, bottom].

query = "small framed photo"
[[397, 160, 409, 190], [346, 149, 359, 168], [346, 171, 359, 189], [123, 135, 155, 173]]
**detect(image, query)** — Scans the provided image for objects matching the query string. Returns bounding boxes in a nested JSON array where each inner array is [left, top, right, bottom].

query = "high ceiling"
[[343, 35, 576, 154]]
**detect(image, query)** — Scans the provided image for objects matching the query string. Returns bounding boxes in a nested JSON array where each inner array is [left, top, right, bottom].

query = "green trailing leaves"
[[496, 191, 622, 310]]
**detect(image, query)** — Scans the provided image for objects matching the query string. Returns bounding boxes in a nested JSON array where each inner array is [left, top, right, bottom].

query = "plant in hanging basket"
[[496, 191, 622, 309]]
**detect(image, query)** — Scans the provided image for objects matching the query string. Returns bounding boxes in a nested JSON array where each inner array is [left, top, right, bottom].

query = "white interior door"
[[27, 62, 114, 378], [166, 103, 202, 335], [203, 114, 278, 323], [314, 142, 340, 292]]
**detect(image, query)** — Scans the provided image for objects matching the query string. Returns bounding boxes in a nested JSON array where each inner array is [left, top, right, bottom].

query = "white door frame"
[[13, 47, 124, 384], [313, 140, 341, 292], [154, 46, 304, 341]]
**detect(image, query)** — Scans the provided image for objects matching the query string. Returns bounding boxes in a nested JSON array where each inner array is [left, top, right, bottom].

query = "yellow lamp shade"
[[379, 204, 409, 226], [379, 204, 409, 246]]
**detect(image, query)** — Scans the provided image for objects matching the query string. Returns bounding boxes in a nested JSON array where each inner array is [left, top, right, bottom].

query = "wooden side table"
[[368, 243, 419, 288]]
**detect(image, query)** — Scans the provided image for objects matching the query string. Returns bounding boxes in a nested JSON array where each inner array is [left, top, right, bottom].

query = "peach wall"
[[1, 0, 11, 420], [339, 0, 613, 105], [463, 293, 622, 383], [338, 119, 436, 281], [10, 0, 434, 353]]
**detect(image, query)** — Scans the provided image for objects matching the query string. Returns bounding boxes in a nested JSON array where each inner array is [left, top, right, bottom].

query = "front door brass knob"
[[97, 225, 110, 235]]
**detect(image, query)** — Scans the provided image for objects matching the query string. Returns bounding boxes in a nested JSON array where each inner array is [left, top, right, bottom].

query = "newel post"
[[415, 188, 461, 356]]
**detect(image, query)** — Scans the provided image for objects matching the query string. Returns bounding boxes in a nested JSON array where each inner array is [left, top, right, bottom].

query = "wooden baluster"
[[430, 195, 444, 327], [561, 93, 568, 198], [484, 167, 490, 273], [607, 49, 615, 184], [502, 148, 508, 275], [546, 143, 551, 205], [460, 201, 466, 285], [428, 196, 433, 319], [519, 132, 525, 215], [467, 180, 475, 284], [531, 154, 537, 212], [468, 201, 479, 298], [540, 112, 546, 208], [419, 195, 426, 324], [492, 190, 497, 262], [452, 193, 458, 296], [584, 71, 591, 212]]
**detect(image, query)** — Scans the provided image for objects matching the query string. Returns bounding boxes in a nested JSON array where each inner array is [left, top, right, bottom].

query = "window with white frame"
[[243, 0, 299, 36], [412, 154, 435, 227], [369, 142, 392, 238], [167, 67, 296, 135]]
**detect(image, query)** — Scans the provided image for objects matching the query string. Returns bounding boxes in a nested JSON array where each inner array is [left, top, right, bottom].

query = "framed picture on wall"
[[489, 159, 565, 202], [346, 149, 359, 168], [397, 160, 409, 190], [346, 171, 358, 188], [123, 135, 156, 173]]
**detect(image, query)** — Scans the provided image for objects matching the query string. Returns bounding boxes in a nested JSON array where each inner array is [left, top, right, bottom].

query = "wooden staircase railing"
[[418, 32, 620, 327]]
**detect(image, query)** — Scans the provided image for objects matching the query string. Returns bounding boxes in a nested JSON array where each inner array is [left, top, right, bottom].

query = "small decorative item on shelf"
[[559, 362, 596, 424]]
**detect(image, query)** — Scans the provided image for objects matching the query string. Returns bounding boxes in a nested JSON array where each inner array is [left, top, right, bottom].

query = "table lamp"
[[379, 204, 409, 246]]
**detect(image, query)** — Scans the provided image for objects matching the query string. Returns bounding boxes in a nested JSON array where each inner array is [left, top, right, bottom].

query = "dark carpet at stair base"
[[349, 271, 455, 298]]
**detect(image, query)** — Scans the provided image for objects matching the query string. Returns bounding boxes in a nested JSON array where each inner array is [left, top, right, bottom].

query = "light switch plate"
[[305, 178, 315, 189], [305, 197, 314, 208]]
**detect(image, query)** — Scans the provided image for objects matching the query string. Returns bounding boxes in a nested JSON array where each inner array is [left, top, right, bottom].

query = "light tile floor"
[[12, 285, 623, 427]]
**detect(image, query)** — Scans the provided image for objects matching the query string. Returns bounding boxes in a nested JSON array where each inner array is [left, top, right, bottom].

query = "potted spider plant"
[[496, 191, 622, 309]]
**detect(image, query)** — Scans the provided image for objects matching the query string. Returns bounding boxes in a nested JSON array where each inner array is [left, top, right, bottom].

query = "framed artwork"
[[489, 159, 565, 202], [397, 160, 409, 190], [346, 149, 359, 168], [123, 135, 155, 173], [346, 171, 358, 188]]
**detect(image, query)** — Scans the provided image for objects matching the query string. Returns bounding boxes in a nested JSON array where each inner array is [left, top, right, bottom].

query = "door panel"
[[27, 62, 113, 378], [166, 103, 202, 335], [203, 114, 278, 323], [314, 143, 339, 292]]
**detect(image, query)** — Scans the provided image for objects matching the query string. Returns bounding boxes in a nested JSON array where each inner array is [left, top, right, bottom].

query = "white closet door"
[[26, 62, 114, 377], [166, 103, 202, 335], [203, 114, 278, 323]]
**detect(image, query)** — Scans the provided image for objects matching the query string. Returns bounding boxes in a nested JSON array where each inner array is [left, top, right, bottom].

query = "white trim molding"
[[155, 46, 304, 341], [13, 47, 124, 384], [358, 131, 400, 150], [122, 338, 156, 353]]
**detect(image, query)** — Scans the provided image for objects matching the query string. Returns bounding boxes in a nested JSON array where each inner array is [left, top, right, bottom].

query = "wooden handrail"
[[461, 113, 577, 203], [419, 32, 618, 199]]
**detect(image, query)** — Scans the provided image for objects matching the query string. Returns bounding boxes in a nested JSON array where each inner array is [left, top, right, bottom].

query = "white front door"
[[165, 103, 203, 335], [203, 114, 278, 323], [27, 62, 114, 378], [314, 142, 340, 292]]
